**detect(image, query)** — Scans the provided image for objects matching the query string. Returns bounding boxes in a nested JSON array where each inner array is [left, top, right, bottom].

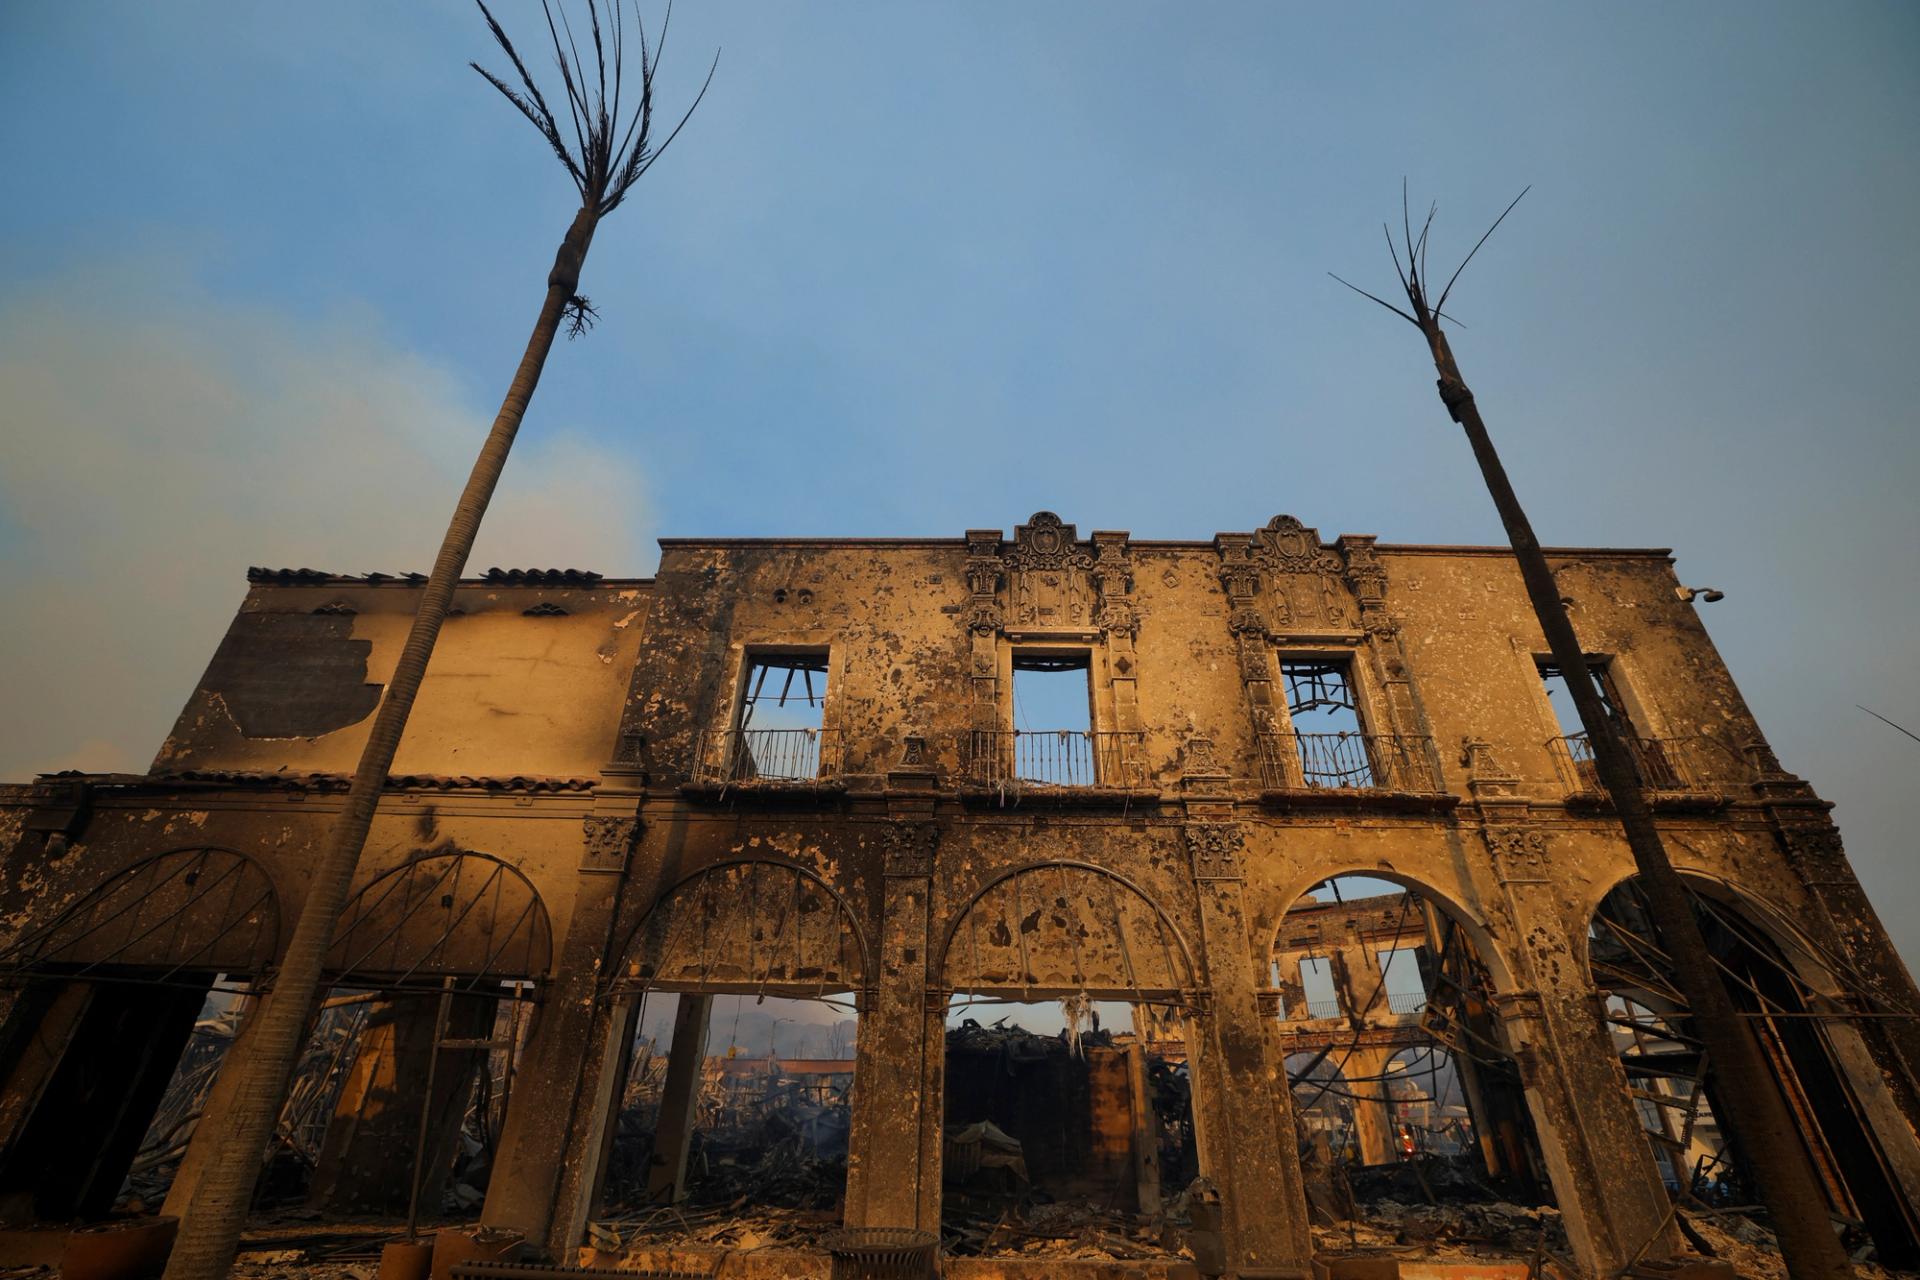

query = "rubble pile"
[[590, 1202, 839, 1253], [942, 1199, 1193, 1262], [1312, 1198, 1568, 1258], [1674, 1207, 1912, 1280], [600, 1049, 854, 1220]]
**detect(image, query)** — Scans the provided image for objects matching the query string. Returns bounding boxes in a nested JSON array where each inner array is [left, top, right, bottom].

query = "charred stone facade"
[[2, 518, 1917, 1275]]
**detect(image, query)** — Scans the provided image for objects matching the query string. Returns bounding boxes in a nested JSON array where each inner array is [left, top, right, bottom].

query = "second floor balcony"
[[962, 729, 1149, 794], [1257, 732, 1447, 799], [692, 727, 846, 790], [1548, 732, 1724, 805]]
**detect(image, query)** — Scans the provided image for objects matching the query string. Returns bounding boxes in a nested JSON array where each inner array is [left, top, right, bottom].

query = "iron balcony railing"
[[1287, 993, 1427, 1021], [695, 727, 844, 786], [1257, 732, 1445, 794], [1548, 732, 1700, 796], [1293, 999, 1343, 1021], [964, 729, 1148, 790]]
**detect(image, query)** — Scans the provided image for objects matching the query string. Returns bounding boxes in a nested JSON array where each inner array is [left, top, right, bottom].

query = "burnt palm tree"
[[162, 6, 713, 1277], [1333, 190, 1853, 1278]]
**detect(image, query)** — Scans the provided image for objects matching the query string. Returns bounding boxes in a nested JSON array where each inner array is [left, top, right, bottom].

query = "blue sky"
[[1, 3, 1916, 959]]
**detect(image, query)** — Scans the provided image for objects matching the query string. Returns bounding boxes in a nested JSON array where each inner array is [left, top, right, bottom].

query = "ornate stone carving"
[[963, 601, 1003, 635], [962, 529, 1004, 638], [899, 735, 928, 766], [1217, 516, 1359, 634], [882, 821, 939, 878], [1227, 606, 1268, 638], [1005, 512, 1095, 629], [1183, 736, 1225, 777], [581, 816, 641, 873], [1338, 535, 1390, 608], [1186, 823, 1244, 881], [1460, 737, 1510, 780], [1484, 826, 1546, 871], [1095, 596, 1140, 637]]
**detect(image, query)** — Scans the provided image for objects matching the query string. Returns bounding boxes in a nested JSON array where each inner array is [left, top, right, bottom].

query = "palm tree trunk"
[[1423, 323, 1853, 1277], [162, 204, 600, 1280]]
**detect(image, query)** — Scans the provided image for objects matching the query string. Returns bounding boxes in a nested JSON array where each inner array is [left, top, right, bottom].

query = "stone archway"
[[937, 860, 1196, 1001], [0, 845, 281, 986], [1588, 873, 1920, 1266], [611, 857, 870, 997]]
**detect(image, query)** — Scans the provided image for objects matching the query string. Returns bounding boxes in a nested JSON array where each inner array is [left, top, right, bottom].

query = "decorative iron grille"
[[0, 847, 280, 987]]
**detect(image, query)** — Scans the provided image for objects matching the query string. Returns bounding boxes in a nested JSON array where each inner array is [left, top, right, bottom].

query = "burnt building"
[[1, 513, 1916, 1276]]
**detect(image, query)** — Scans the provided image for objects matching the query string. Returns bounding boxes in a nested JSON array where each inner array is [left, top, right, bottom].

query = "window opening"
[[731, 654, 830, 781], [1296, 956, 1339, 1019], [1537, 660, 1628, 739], [739, 654, 828, 732], [1009, 653, 1096, 785], [1538, 660, 1681, 790], [1281, 659, 1375, 787], [1011, 653, 1092, 733], [1377, 948, 1427, 1013], [1282, 660, 1364, 733]]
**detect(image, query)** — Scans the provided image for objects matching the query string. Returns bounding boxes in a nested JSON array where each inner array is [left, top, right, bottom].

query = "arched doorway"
[[592, 859, 868, 1248], [1272, 872, 1562, 1252], [934, 862, 1199, 1262], [1588, 875, 1920, 1266], [0, 847, 281, 1224]]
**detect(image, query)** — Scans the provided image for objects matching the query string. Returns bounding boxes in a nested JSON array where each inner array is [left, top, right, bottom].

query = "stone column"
[[844, 804, 940, 1231], [1483, 823, 1676, 1274], [1340, 1045, 1399, 1167], [1184, 815, 1313, 1276], [482, 805, 640, 1255], [643, 995, 712, 1203]]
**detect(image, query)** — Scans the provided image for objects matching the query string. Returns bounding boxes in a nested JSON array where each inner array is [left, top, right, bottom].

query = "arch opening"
[[0, 846, 280, 990], [1274, 872, 1563, 1252], [1589, 875, 1920, 1267], [592, 859, 865, 1250], [142, 851, 549, 1227], [0, 848, 282, 1226], [935, 863, 1198, 1262]]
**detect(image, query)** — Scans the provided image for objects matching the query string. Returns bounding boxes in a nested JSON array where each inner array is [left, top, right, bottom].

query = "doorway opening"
[[1274, 873, 1558, 1250], [595, 989, 858, 1244], [941, 996, 1194, 1262]]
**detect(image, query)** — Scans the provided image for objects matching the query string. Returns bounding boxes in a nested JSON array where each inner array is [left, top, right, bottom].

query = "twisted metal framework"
[[323, 852, 553, 994], [0, 847, 280, 989]]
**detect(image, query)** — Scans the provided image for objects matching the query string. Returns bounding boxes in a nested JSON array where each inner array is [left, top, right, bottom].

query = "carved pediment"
[[1216, 515, 1353, 633], [964, 515, 1138, 638], [1007, 512, 1095, 629]]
